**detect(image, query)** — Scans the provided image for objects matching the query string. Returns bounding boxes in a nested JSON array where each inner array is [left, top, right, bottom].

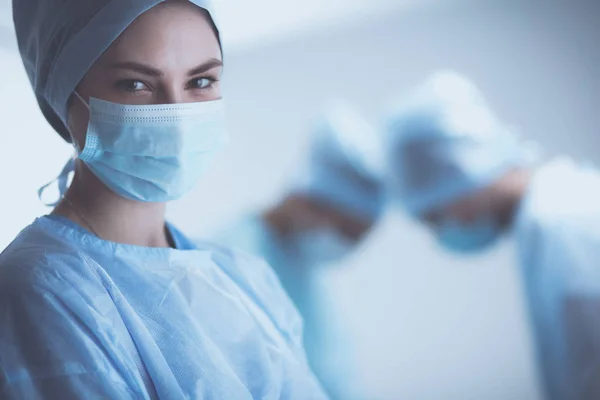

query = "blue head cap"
[[12, 0, 219, 142], [296, 101, 386, 222], [385, 71, 532, 217]]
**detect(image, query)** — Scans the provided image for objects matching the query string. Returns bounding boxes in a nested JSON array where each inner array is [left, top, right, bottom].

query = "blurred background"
[[1, 0, 599, 398]]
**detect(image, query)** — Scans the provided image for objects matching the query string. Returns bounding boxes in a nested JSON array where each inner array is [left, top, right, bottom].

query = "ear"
[[65, 92, 91, 152]]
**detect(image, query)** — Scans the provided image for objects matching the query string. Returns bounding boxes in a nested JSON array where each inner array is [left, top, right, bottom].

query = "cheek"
[[192, 82, 222, 102], [67, 99, 90, 150], [210, 82, 223, 100]]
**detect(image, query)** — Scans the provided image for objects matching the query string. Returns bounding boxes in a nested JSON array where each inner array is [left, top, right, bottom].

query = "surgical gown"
[[516, 158, 600, 400], [217, 215, 360, 400], [0, 215, 327, 399]]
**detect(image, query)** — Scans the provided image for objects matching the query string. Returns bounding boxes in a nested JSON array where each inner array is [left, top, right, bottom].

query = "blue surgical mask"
[[436, 217, 501, 253], [68, 93, 228, 203]]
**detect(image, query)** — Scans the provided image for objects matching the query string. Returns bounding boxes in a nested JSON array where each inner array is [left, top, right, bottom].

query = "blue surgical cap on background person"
[[295, 102, 386, 222], [12, 0, 219, 142], [385, 71, 532, 217]]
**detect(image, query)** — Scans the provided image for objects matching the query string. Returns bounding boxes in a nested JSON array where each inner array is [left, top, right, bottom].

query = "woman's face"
[[68, 0, 222, 147]]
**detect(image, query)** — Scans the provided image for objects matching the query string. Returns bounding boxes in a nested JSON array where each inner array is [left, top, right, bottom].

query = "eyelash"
[[186, 75, 219, 91], [116, 80, 150, 94], [115, 75, 219, 94]]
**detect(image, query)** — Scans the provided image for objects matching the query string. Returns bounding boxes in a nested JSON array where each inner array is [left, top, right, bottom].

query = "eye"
[[187, 77, 216, 90], [116, 79, 149, 93]]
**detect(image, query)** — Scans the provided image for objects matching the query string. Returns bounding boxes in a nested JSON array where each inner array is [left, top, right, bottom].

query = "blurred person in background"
[[0, 0, 328, 398], [217, 103, 385, 400], [385, 70, 600, 400]]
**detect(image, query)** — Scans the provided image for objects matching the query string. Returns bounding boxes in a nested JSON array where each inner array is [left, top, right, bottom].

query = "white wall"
[[1, 0, 599, 399]]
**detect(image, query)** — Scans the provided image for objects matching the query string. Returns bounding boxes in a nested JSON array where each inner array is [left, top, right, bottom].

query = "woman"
[[0, 0, 327, 398]]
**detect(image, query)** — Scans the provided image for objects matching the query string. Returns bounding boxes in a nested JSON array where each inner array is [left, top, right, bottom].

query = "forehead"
[[98, 2, 221, 66]]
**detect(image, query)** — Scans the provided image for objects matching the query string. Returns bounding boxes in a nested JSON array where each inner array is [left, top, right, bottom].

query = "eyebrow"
[[109, 58, 223, 77], [186, 59, 223, 76]]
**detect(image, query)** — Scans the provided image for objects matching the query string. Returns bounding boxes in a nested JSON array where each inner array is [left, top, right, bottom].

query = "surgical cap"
[[296, 102, 385, 221], [386, 71, 529, 216], [13, 0, 218, 142]]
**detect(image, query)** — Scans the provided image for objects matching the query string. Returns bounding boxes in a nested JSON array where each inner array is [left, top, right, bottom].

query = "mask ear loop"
[[38, 158, 76, 207], [38, 92, 89, 207], [74, 91, 90, 110], [70, 91, 90, 153]]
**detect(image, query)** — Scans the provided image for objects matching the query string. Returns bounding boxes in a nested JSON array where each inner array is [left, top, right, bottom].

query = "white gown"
[[516, 158, 600, 400]]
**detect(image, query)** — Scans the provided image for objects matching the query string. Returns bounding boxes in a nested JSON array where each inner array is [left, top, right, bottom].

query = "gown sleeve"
[[0, 256, 151, 400]]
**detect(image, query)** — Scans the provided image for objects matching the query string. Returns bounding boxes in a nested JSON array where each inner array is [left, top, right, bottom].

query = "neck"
[[53, 161, 171, 248]]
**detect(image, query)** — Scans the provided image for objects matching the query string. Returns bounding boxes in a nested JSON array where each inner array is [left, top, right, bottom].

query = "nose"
[[155, 84, 186, 105]]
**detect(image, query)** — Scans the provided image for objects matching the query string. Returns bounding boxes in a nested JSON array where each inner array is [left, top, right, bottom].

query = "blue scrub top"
[[0, 215, 327, 399]]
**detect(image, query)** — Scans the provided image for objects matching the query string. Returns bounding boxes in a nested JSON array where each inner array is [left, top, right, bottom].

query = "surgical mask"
[[290, 228, 356, 266], [71, 93, 228, 202], [436, 217, 501, 253]]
